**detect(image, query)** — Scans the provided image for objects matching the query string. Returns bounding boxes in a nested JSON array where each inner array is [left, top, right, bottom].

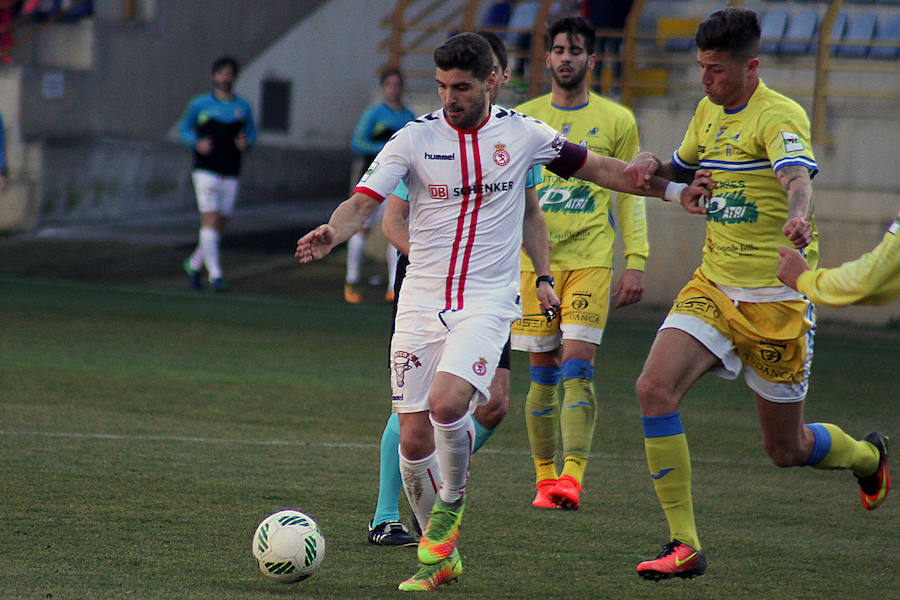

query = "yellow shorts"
[[511, 267, 612, 352], [662, 270, 816, 402]]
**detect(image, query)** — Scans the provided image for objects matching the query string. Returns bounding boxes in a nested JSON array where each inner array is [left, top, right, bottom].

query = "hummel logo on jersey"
[[650, 468, 674, 480], [425, 152, 454, 160]]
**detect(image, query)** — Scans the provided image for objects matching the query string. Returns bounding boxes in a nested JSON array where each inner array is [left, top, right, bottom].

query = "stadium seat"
[[780, 9, 819, 55], [837, 12, 877, 57], [479, 1, 512, 30], [506, 1, 539, 45], [506, 1, 539, 74], [760, 10, 789, 54], [869, 14, 900, 59], [820, 12, 849, 56], [657, 17, 701, 51]]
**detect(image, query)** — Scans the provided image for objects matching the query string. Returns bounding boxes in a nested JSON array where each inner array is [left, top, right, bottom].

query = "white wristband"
[[664, 181, 688, 203]]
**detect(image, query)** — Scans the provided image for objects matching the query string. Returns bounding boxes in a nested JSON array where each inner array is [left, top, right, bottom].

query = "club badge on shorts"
[[472, 357, 488, 376], [392, 350, 421, 386]]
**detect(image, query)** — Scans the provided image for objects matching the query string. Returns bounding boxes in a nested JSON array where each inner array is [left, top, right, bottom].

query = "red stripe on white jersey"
[[456, 131, 483, 308], [445, 131, 472, 310]]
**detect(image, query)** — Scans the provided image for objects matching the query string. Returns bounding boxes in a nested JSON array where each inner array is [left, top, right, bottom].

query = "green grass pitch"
[[1, 278, 897, 599]]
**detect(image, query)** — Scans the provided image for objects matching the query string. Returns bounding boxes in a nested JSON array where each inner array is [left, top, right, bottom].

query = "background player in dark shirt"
[[178, 56, 257, 291]]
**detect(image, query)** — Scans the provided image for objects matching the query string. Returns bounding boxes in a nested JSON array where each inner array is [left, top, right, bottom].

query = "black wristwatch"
[[536, 275, 555, 288]]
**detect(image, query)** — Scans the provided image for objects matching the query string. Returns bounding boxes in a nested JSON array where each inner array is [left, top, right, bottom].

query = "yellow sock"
[[560, 375, 597, 460], [806, 423, 880, 477], [558, 360, 596, 487], [533, 458, 558, 483], [643, 413, 700, 550], [561, 455, 587, 485], [526, 367, 561, 484]]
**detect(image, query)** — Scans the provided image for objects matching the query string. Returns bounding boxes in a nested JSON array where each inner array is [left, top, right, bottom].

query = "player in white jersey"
[[296, 33, 708, 592], [365, 32, 528, 547]]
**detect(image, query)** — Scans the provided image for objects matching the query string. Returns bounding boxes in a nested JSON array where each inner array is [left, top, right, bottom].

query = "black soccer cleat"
[[367, 519, 418, 547]]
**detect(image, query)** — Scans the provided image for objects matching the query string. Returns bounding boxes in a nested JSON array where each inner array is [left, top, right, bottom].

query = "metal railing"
[[380, 0, 900, 146]]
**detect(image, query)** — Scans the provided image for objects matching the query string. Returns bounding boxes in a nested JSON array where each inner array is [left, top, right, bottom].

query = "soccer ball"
[[252, 510, 325, 583]]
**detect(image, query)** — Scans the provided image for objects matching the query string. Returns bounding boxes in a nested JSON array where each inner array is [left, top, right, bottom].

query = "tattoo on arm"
[[777, 165, 813, 219]]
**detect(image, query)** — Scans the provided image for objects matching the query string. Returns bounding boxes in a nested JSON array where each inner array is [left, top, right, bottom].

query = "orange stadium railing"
[[380, 0, 900, 147]]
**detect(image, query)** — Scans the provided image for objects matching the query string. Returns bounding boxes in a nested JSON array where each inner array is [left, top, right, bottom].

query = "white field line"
[[0, 429, 770, 466]]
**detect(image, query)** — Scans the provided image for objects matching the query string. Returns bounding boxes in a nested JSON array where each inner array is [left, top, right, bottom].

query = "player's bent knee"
[[635, 373, 675, 415]]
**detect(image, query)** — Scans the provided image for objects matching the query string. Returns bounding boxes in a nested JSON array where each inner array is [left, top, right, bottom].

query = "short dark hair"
[[476, 30, 508, 72], [211, 56, 239, 76], [380, 67, 404, 86], [546, 16, 596, 54], [433, 32, 495, 81], [695, 8, 761, 60]]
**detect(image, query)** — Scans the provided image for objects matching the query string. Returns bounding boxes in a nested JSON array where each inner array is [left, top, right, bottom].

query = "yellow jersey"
[[515, 92, 648, 272], [674, 79, 819, 289]]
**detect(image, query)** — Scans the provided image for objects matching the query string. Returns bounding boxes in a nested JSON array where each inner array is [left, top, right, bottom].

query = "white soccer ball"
[[252, 510, 325, 583]]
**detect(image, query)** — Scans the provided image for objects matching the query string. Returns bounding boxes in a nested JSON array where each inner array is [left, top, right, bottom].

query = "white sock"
[[345, 232, 366, 284], [386, 243, 399, 291], [188, 240, 203, 271], [431, 413, 474, 503], [199, 227, 222, 281], [399, 449, 439, 532]]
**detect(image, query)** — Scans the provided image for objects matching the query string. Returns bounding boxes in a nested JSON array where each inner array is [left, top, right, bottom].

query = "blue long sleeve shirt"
[[178, 92, 256, 177], [350, 102, 415, 160]]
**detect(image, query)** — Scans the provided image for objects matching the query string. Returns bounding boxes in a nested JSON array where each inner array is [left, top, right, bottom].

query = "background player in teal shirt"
[[344, 68, 415, 304], [178, 56, 256, 292]]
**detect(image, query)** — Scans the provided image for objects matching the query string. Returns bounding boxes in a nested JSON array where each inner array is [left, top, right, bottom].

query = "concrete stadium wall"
[[37, 138, 350, 225]]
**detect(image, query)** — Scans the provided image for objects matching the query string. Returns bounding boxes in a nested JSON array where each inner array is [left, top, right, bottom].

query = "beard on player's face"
[[552, 63, 588, 90], [443, 85, 489, 130]]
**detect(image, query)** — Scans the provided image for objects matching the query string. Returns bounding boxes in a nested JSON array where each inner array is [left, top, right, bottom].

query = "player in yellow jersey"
[[512, 16, 649, 511], [625, 8, 889, 580], [777, 210, 900, 306]]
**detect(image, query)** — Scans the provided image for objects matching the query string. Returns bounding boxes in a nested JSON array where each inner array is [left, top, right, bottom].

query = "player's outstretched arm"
[[295, 192, 380, 263], [522, 187, 560, 314], [776, 246, 809, 290], [574, 151, 710, 211], [381, 193, 411, 257], [623, 151, 692, 187]]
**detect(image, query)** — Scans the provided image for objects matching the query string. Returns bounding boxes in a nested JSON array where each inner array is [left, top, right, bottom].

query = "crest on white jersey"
[[493, 143, 510, 166]]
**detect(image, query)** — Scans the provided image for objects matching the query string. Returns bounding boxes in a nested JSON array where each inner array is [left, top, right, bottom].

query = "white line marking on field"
[[0, 429, 769, 466]]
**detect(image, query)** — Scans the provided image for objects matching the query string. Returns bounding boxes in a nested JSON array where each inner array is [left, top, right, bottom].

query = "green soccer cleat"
[[182, 259, 203, 291], [857, 431, 890, 510], [417, 495, 465, 565], [398, 548, 462, 592]]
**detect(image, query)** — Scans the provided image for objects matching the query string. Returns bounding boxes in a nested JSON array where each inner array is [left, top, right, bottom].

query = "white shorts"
[[192, 169, 239, 216], [390, 306, 514, 414]]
